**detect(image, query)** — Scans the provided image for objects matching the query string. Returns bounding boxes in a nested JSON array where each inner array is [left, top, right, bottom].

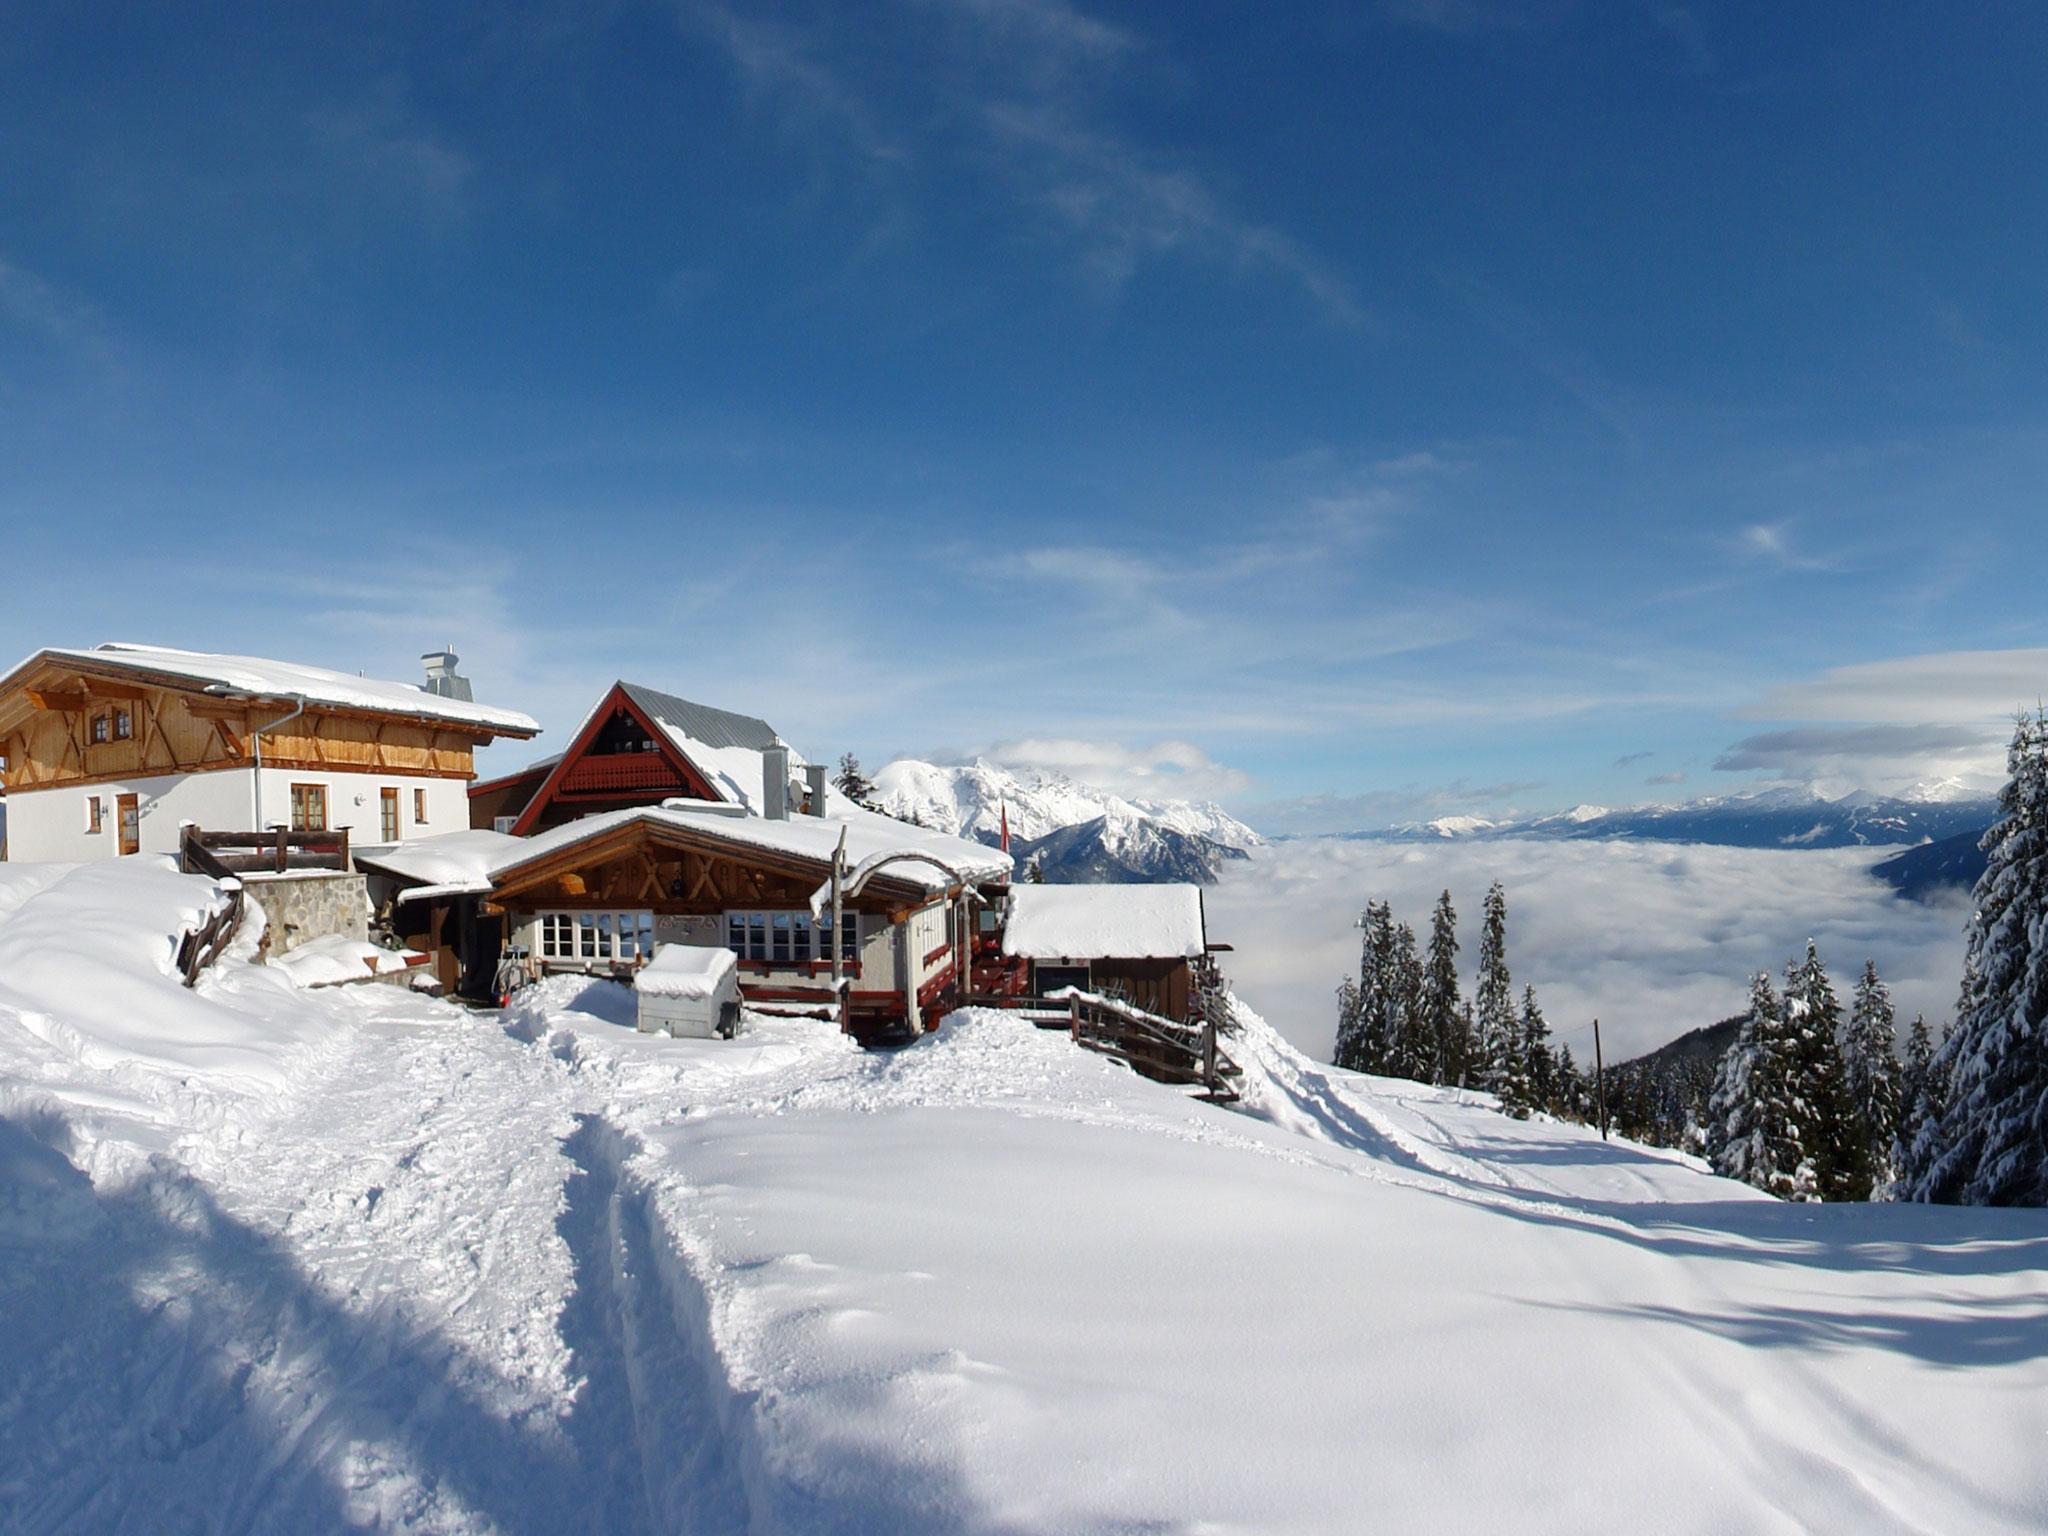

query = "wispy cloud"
[[306, 84, 474, 234], [1743, 649, 2048, 725], [1614, 749, 1654, 768], [1736, 519, 1835, 573], [1645, 769, 1687, 786], [0, 255, 120, 371], [681, 0, 1360, 322], [973, 736, 1252, 800]]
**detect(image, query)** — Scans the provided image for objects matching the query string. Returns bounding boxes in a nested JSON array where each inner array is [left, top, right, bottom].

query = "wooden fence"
[[180, 826, 351, 875], [174, 828, 248, 987], [1051, 986, 1242, 1102]]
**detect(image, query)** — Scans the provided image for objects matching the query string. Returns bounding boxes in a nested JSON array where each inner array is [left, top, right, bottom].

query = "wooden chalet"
[[0, 644, 537, 863], [999, 883, 1217, 1022], [485, 797, 1012, 1035], [470, 681, 819, 835]]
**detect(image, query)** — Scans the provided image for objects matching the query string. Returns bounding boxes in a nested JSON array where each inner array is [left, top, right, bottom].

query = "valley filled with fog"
[[1206, 837, 1971, 1065]]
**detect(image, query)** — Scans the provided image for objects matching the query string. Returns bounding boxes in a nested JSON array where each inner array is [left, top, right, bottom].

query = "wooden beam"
[[26, 688, 90, 713], [79, 679, 149, 704]]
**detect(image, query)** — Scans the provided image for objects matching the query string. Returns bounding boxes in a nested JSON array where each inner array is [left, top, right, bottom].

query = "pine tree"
[[1910, 711, 2048, 1205], [1555, 1042, 1583, 1120], [1498, 986, 1548, 1118], [1522, 986, 1554, 1114], [1420, 890, 1462, 1086], [1473, 881, 1516, 1092], [834, 753, 879, 810], [1333, 975, 1365, 1072], [1783, 941, 1863, 1200], [1709, 971, 1774, 1186], [1386, 923, 1430, 1081], [1345, 901, 1398, 1074], [1843, 960, 1904, 1196], [1894, 1013, 1937, 1182]]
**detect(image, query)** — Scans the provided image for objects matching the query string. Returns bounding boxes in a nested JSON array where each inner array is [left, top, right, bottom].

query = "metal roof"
[[618, 682, 781, 751]]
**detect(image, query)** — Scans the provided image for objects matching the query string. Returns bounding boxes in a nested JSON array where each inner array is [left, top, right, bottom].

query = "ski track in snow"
[[3, 866, 2048, 1533]]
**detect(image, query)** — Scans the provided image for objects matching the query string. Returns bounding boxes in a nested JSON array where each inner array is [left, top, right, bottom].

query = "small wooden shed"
[[999, 883, 1212, 1022]]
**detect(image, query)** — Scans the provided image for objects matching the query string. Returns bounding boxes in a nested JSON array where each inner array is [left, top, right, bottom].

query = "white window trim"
[[536, 909, 655, 966]]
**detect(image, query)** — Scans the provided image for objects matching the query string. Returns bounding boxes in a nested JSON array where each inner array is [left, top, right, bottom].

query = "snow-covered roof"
[[4, 643, 540, 736], [491, 804, 1012, 894], [352, 830, 521, 900], [1001, 883, 1207, 961], [621, 682, 802, 812], [634, 943, 739, 998]]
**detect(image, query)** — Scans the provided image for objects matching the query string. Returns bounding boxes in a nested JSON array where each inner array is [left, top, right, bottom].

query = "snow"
[[270, 935, 423, 987], [492, 803, 1012, 893], [354, 828, 521, 897], [13, 642, 540, 736], [873, 756, 1262, 851], [633, 943, 737, 999], [4, 862, 2048, 1533], [1001, 881, 1206, 959]]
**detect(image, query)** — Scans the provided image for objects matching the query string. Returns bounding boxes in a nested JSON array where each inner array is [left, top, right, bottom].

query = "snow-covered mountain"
[[871, 758, 1260, 883], [1011, 807, 1251, 886], [1366, 786, 1994, 851]]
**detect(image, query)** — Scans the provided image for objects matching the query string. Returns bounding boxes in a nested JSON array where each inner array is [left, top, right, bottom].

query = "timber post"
[[1593, 1017, 1608, 1141]]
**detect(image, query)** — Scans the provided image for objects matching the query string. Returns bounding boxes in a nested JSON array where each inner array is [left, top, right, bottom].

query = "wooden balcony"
[[559, 751, 682, 795]]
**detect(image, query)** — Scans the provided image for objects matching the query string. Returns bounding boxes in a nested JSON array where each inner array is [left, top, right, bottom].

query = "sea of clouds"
[[1205, 837, 1971, 1065]]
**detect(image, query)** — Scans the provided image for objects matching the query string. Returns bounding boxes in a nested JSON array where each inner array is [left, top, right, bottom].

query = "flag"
[[1000, 799, 1010, 853]]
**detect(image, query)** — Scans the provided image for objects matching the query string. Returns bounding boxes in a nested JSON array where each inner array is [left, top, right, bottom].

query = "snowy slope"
[[4, 866, 2048, 1534], [872, 756, 1260, 851]]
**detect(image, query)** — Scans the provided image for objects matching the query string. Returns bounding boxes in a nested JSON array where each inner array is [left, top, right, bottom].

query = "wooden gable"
[[489, 816, 941, 922], [507, 682, 725, 835], [0, 656, 492, 794]]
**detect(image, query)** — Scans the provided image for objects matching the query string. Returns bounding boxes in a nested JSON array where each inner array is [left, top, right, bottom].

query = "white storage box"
[[634, 944, 742, 1038]]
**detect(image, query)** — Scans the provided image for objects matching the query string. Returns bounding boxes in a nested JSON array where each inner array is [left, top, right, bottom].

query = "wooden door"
[[380, 787, 400, 843], [116, 793, 139, 856]]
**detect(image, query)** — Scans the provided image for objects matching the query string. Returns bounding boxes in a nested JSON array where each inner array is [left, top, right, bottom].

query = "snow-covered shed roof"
[[490, 803, 1012, 894], [1001, 884, 1207, 961], [3, 643, 539, 737], [352, 829, 522, 901], [634, 943, 739, 998]]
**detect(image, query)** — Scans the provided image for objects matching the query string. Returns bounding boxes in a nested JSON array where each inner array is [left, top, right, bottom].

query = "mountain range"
[[871, 758, 1261, 885], [1358, 786, 1995, 853]]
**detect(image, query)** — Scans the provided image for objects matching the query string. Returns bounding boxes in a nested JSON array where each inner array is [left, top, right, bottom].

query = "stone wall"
[[243, 872, 370, 957]]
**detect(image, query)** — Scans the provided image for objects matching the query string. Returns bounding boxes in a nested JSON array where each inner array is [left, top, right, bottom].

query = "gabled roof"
[[1001, 883, 1207, 961], [490, 802, 1013, 896], [505, 679, 812, 833], [0, 643, 539, 737], [619, 683, 779, 752]]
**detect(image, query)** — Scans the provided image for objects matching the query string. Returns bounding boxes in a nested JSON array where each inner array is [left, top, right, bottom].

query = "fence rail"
[[1049, 986, 1241, 1101], [184, 826, 351, 874], [174, 828, 248, 986]]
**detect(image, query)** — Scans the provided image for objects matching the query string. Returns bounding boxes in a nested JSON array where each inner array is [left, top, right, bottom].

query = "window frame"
[[290, 782, 328, 833], [112, 708, 132, 741], [86, 794, 103, 834], [90, 713, 110, 745], [413, 787, 428, 824], [379, 786, 400, 843]]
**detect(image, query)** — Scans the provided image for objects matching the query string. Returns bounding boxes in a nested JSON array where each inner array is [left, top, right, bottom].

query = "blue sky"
[[4, 1, 2046, 830]]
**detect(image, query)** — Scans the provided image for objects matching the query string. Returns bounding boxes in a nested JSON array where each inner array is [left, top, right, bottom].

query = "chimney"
[[762, 742, 791, 820], [420, 649, 473, 702], [804, 763, 828, 816]]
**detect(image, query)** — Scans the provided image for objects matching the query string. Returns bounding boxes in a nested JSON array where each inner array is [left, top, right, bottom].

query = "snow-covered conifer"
[[1843, 960, 1903, 1196], [1709, 971, 1773, 1186], [1421, 890, 1462, 1086], [1473, 881, 1515, 1091], [1782, 942, 1860, 1200], [1909, 711, 2048, 1205], [834, 753, 880, 810], [1333, 976, 1365, 1072]]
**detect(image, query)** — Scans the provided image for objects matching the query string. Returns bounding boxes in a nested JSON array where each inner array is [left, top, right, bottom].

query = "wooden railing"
[[174, 829, 247, 987], [181, 827, 351, 874], [1050, 986, 1242, 1102]]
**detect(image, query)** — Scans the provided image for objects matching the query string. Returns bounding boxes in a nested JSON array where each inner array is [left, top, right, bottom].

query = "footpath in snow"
[[3, 858, 2047, 1534]]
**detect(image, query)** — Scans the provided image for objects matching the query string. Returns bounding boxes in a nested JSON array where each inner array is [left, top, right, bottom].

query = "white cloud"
[[1745, 649, 2048, 726], [1206, 838, 1966, 1064], [977, 736, 1251, 800]]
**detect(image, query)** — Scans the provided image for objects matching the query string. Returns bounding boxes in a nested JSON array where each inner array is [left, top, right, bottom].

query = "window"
[[493, 815, 517, 834], [290, 783, 327, 832], [413, 788, 427, 824], [726, 911, 852, 965], [86, 795, 103, 834], [380, 787, 400, 842], [90, 713, 109, 744], [113, 708, 132, 741], [536, 910, 654, 964]]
